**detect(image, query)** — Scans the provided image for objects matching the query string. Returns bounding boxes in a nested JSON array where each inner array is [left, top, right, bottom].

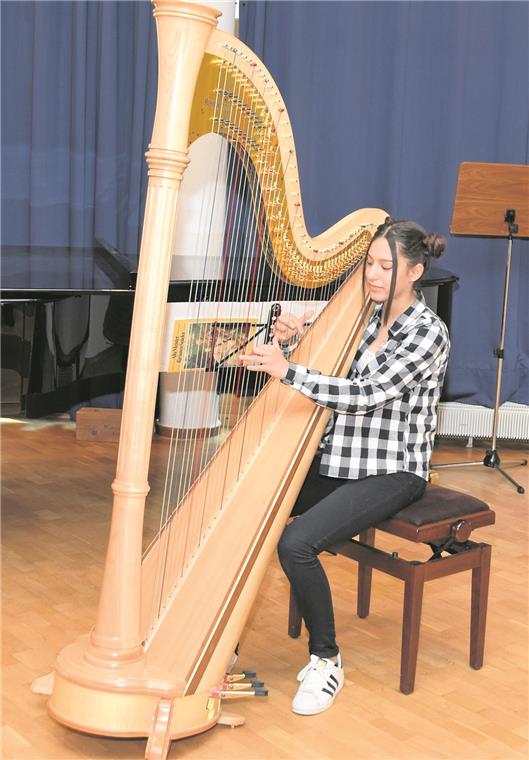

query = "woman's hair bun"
[[372, 218, 446, 263], [423, 233, 446, 259], [375, 216, 397, 235]]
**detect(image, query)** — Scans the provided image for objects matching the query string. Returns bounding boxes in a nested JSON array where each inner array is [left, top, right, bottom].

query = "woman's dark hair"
[[363, 217, 446, 325]]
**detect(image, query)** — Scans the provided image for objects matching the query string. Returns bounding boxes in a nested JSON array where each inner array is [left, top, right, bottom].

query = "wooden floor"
[[2, 419, 528, 759]]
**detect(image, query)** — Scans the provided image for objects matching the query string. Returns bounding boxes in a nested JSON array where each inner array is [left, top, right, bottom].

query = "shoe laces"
[[297, 655, 336, 693]]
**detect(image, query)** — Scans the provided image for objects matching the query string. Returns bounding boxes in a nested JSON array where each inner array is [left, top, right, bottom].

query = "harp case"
[[48, 1, 386, 756]]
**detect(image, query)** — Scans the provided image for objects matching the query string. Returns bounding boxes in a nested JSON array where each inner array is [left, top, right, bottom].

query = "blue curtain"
[[240, 0, 529, 406], [1, 0, 156, 255], [2, 1, 528, 405]]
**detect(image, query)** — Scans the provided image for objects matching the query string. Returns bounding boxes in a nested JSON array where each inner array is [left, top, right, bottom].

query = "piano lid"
[[0, 243, 136, 298]]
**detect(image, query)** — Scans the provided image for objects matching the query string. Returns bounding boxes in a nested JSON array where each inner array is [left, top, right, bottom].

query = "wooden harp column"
[[47, 1, 387, 756]]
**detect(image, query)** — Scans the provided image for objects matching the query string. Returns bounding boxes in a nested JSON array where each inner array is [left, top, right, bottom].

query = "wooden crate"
[[75, 407, 123, 443]]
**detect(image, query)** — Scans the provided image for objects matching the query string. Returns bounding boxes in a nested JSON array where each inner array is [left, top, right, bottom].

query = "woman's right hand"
[[273, 309, 314, 343]]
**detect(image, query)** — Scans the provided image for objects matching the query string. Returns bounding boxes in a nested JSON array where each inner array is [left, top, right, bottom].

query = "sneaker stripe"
[[325, 679, 337, 692], [329, 673, 339, 687], [321, 687, 335, 697]]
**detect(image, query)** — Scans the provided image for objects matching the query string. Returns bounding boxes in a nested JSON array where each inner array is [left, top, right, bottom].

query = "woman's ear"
[[409, 262, 424, 284]]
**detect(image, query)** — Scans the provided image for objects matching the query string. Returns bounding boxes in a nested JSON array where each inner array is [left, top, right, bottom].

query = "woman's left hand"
[[239, 337, 289, 379]]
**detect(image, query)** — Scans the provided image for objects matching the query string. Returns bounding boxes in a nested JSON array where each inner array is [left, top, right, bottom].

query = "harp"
[[47, 1, 386, 756]]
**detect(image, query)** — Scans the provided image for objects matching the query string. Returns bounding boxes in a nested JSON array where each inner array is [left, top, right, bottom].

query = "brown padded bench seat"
[[385, 483, 490, 525], [375, 484, 494, 544]]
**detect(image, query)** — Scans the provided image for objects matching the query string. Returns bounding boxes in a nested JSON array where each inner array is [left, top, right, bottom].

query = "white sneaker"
[[291, 654, 344, 715]]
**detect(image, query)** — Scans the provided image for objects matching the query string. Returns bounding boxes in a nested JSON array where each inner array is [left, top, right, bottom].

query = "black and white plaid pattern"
[[282, 295, 450, 481]]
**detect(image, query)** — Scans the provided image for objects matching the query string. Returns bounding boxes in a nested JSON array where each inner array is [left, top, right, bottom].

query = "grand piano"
[[1, 242, 458, 418], [1, 243, 136, 417]]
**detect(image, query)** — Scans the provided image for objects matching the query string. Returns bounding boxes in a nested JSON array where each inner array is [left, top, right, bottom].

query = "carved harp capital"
[[145, 147, 190, 182]]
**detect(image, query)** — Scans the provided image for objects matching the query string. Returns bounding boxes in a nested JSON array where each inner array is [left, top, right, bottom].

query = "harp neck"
[[191, 29, 384, 285]]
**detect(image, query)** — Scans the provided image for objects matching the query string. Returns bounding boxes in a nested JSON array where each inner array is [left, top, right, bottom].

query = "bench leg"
[[400, 569, 425, 694], [288, 586, 302, 638], [357, 528, 375, 618], [470, 543, 492, 669]]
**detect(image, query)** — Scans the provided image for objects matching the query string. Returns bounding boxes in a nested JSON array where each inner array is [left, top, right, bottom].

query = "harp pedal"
[[220, 683, 267, 694], [211, 687, 269, 699], [225, 670, 257, 683], [211, 670, 268, 701]]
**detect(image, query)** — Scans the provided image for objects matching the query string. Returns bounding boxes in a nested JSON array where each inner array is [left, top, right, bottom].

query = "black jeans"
[[277, 455, 426, 659]]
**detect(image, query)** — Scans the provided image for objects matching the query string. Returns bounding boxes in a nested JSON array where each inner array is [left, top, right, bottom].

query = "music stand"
[[436, 162, 528, 494]]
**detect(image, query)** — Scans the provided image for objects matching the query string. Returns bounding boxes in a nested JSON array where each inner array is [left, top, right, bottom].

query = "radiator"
[[436, 402, 529, 441]]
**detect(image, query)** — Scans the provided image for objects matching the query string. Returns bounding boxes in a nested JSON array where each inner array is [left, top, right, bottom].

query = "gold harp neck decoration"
[[190, 29, 387, 286], [48, 2, 388, 756]]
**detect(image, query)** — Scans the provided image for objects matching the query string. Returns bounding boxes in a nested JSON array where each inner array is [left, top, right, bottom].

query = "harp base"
[[218, 712, 245, 728], [48, 671, 221, 743], [145, 698, 173, 760]]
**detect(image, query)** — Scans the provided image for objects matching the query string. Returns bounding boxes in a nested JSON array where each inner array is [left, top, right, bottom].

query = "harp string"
[[232, 99, 291, 436], [222, 78, 280, 479], [150, 59, 232, 617], [168, 93, 238, 593], [162, 77, 270, 599], [195, 65, 262, 511], [199, 64, 275, 501], [147, 51, 362, 622], [179, 76, 255, 571], [154, 59, 257, 606]]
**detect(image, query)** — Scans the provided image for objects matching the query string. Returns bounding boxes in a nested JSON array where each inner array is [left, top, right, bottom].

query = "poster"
[[168, 318, 259, 373]]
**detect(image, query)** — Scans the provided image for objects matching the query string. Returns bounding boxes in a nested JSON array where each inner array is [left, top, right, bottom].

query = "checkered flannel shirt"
[[281, 295, 450, 481]]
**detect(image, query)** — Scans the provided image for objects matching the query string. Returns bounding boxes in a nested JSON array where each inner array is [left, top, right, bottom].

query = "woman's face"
[[364, 236, 422, 305]]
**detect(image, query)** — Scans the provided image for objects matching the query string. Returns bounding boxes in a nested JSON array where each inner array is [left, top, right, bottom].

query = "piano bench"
[[287, 484, 495, 694]]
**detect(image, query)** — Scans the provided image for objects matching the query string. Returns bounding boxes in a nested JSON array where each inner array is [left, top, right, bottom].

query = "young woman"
[[240, 218, 450, 716]]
